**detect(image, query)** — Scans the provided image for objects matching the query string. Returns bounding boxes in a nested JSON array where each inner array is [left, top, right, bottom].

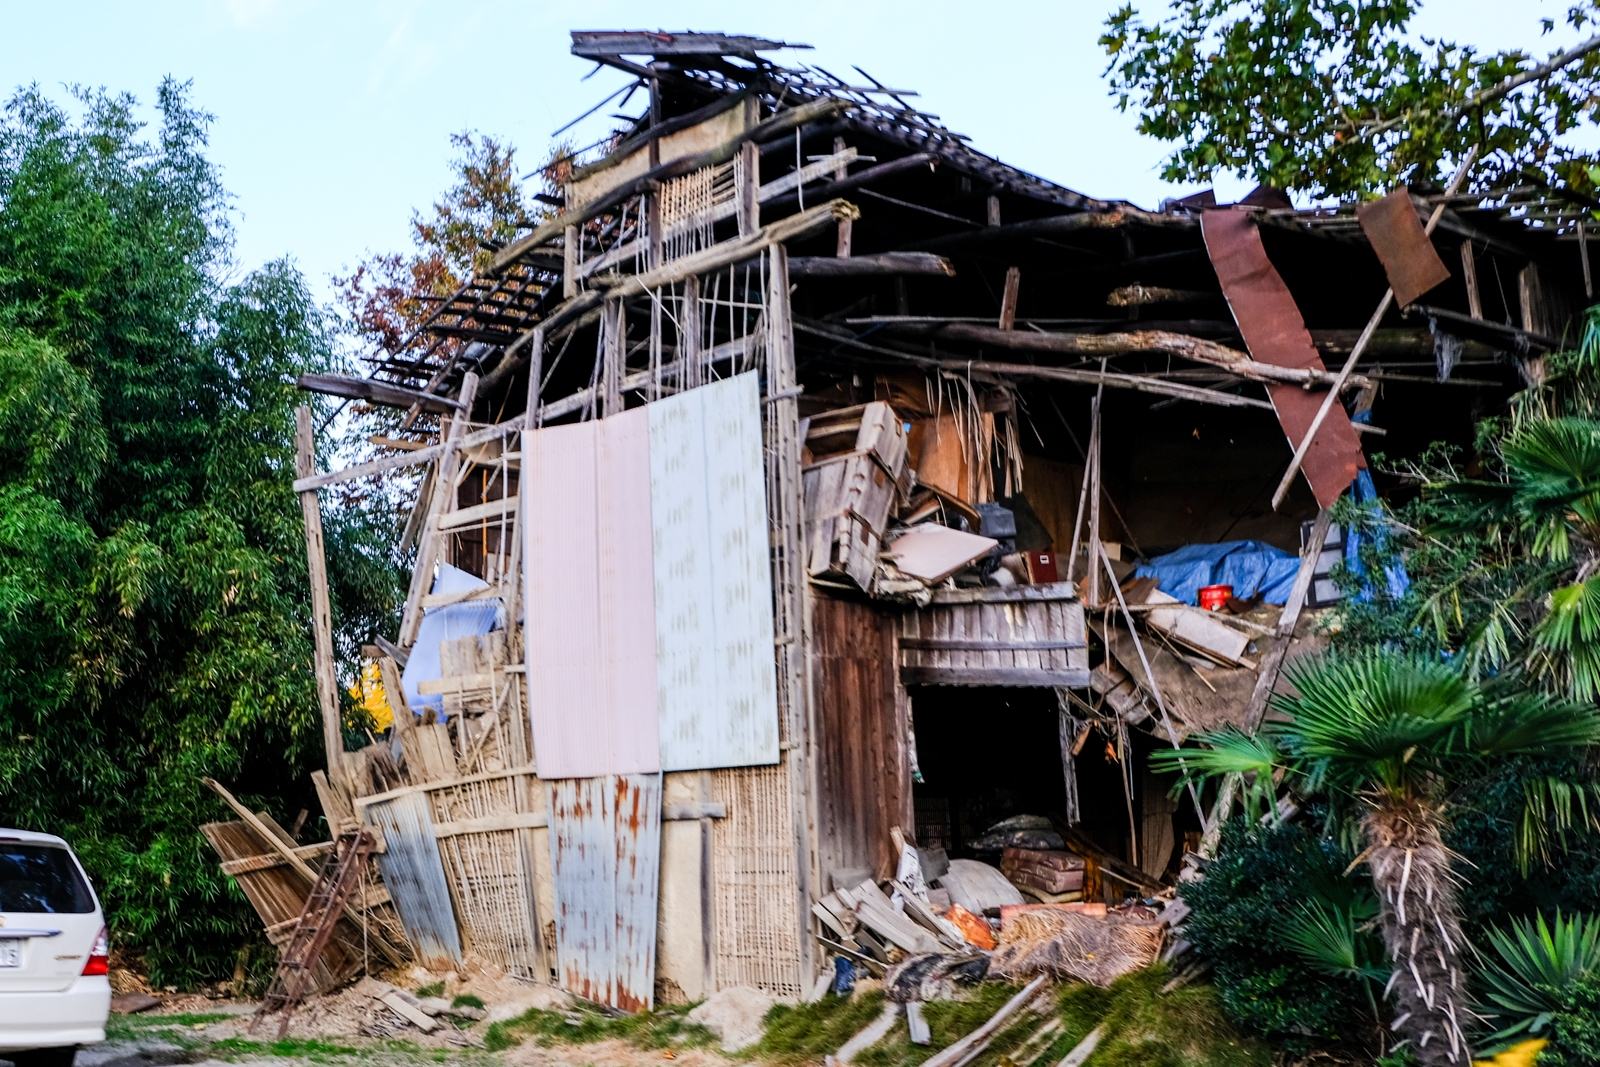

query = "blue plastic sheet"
[[400, 562, 504, 718], [1133, 540, 1303, 605], [1344, 467, 1411, 600]]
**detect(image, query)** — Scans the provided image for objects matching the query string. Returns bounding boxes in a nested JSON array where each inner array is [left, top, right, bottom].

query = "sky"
[[0, 0, 1583, 304]]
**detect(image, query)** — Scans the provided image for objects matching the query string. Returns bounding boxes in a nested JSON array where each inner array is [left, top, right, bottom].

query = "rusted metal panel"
[[1357, 190, 1452, 309], [897, 584, 1089, 687], [1200, 209, 1366, 509], [811, 596, 913, 885], [548, 774, 662, 1011], [649, 372, 779, 771], [611, 774, 663, 1011], [363, 793, 463, 970], [523, 414, 660, 778]]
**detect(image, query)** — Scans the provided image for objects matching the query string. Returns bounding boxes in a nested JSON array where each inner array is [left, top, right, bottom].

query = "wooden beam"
[[296, 373, 463, 414], [905, 323, 1369, 390], [909, 206, 1195, 253], [788, 252, 953, 277], [294, 407, 345, 779]]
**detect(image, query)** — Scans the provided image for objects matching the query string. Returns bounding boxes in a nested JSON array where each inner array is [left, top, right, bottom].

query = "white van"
[[0, 830, 110, 1067]]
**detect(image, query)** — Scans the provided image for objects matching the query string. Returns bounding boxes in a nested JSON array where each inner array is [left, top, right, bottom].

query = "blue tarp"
[[1133, 540, 1302, 605], [400, 562, 504, 718]]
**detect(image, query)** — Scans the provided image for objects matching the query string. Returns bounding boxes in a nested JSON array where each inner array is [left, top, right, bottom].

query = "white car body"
[[0, 829, 110, 1056]]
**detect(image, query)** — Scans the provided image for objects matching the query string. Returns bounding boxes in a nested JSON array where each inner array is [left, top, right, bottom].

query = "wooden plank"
[[898, 638, 1087, 651], [435, 497, 517, 532], [201, 779, 407, 965], [431, 811, 549, 837], [899, 666, 1093, 687], [399, 373, 478, 648]]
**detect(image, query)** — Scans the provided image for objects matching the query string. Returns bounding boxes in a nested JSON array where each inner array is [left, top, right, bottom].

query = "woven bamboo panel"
[[711, 758, 803, 997], [425, 772, 546, 978]]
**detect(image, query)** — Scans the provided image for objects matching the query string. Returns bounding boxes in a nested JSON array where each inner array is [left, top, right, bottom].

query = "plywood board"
[[523, 415, 660, 779], [649, 373, 779, 771]]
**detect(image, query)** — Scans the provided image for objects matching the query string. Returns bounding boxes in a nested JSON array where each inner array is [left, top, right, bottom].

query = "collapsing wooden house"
[[283, 30, 1589, 1007]]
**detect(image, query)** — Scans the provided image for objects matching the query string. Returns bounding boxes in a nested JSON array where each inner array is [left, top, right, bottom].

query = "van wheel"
[[9, 1047, 79, 1067]]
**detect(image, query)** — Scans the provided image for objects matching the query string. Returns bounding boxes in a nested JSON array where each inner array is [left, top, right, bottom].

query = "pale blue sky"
[[0, 1, 1578, 302]]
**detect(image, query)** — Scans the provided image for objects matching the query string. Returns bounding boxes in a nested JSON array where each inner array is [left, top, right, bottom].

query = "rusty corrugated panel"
[[523, 414, 660, 778], [649, 372, 779, 771], [1357, 189, 1451, 309], [548, 774, 662, 1011], [364, 794, 463, 970], [1200, 209, 1366, 509]]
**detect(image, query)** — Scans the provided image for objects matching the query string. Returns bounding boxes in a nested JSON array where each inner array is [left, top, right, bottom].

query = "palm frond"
[[1529, 576, 1600, 700], [1516, 774, 1600, 875], [1271, 650, 1473, 796], [1462, 689, 1600, 757], [1480, 910, 1600, 1040], [1148, 729, 1283, 824], [1501, 416, 1600, 557], [1280, 897, 1387, 983]]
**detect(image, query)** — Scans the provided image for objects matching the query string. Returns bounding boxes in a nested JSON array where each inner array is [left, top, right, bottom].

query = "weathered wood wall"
[[809, 594, 912, 886]]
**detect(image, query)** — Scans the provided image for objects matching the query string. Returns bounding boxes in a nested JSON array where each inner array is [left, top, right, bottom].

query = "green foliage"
[[0, 81, 403, 987], [1479, 910, 1600, 1043], [1101, 0, 1600, 200], [1182, 819, 1377, 1047], [1055, 967, 1268, 1067], [1540, 972, 1600, 1067], [415, 981, 445, 998], [483, 1002, 717, 1053], [450, 993, 484, 1010]]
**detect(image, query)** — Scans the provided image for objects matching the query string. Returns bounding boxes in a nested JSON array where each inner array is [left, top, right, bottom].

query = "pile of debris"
[[806, 818, 1182, 1062]]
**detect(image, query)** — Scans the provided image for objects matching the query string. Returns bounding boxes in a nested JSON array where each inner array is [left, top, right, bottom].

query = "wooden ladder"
[[249, 828, 378, 1037]]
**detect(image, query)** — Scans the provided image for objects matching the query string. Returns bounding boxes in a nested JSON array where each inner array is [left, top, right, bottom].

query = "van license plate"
[[0, 942, 18, 967]]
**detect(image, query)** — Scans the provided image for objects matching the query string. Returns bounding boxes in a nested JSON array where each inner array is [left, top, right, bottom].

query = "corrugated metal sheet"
[[1200, 209, 1366, 509], [649, 373, 780, 771], [548, 774, 663, 1011], [364, 793, 463, 970], [523, 416, 660, 778]]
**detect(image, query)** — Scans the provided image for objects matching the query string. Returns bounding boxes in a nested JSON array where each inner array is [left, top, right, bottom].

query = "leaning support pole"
[[294, 406, 345, 783]]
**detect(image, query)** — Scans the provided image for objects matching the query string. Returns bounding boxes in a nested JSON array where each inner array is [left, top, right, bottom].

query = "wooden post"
[[986, 194, 1001, 227], [1582, 222, 1594, 301], [602, 299, 624, 416], [1085, 393, 1103, 606], [738, 141, 761, 236], [399, 373, 479, 648], [562, 225, 579, 300], [999, 267, 1021, 331], [295, 406, 345, 780], [1460, 240, 1483, 320], [833, 136, 852, 257], [681, 276, 702, 390]]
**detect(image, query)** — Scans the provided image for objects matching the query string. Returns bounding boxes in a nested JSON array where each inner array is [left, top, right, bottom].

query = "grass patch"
[[483, 1003, 718, 1053], [416, 981, 446, 998], [452, 994, 485, 1010], [105, 1011, 236, 1039], [210, 1036, 365, 1061], [758, 990, 890, 1064], [1058, 968, 1269, 1067]]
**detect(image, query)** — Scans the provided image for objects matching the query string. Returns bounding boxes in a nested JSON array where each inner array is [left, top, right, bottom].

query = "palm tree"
[[1155, 650, 1600, 1065]]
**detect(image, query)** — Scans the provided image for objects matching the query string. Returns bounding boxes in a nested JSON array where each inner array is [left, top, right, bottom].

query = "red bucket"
[[1198, 584, 1233, 612]]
